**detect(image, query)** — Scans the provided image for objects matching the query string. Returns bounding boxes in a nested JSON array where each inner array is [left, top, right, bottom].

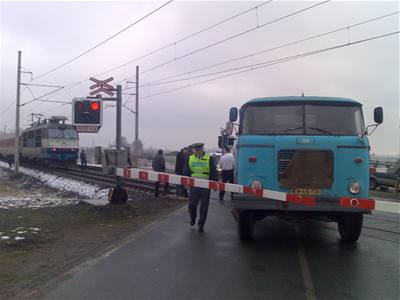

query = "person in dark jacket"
[[183, 143, 218, 233], [175, 148, 188, 197], [7, 155, 13, 169], [108, 184, 128, 204], [80, 150, 87, 170], [152, 149, 168, 197]]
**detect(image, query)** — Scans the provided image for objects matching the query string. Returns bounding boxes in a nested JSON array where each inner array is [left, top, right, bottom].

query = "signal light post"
[[76, 78, 123, 183], [103, 85, 122, 184]]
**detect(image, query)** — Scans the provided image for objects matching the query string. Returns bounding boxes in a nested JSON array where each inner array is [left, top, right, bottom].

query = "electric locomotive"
[[0, 116, 79, 166]]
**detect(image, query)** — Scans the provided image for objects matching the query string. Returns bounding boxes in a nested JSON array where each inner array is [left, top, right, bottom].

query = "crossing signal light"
[[72, 98, 103, 127], [90, 101, 100, 111]]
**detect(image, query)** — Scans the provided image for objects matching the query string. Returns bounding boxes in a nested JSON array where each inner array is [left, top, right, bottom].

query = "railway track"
[[58, 167, 162, 193], [21, 162, 175, 195]]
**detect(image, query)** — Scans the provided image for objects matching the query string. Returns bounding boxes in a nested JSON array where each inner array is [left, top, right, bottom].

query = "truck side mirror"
[[229, 107, 238, 122], [374, 107, 383, 124]]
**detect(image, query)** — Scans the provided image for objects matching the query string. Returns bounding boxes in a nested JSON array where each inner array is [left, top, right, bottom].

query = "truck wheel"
[[369, 178, 377, 190], [238, 211, 254, 240], [338, 214, 363, 242]]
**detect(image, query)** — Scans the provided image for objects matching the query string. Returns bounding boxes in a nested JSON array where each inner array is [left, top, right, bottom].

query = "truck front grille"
[[278, 149, 333, 188]]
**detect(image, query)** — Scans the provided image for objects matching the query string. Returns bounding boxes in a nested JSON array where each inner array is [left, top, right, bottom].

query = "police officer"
[[184, 143, 218, 232]]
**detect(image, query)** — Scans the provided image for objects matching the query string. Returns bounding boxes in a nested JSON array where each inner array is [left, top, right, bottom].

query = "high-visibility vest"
[[188, 153, 211, 179]]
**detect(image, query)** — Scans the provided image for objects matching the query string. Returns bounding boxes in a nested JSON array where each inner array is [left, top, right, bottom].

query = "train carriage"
[[0, 116, 79, 166]]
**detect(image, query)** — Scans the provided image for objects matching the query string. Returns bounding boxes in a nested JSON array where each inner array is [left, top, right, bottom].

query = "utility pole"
[[14, 51, 21, 174], [115, 84, 122, 185], [116, 85, 122, 151], [134, 65, 139, 167]]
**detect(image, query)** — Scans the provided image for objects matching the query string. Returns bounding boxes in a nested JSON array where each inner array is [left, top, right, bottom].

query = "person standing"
[[7, 155, 13, 169], [80, 150, 87, 170], [174, 148, 188, 197], [218, 148, 235, 201], [152, 149, 168, 197], [184, 143, 218, 233]]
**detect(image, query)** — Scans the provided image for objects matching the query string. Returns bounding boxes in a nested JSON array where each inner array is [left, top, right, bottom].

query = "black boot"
[[198, 225, 204, 233]]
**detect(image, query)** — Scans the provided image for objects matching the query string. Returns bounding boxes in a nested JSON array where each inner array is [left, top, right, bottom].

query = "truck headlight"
[[251, 180, 262, 189], [348, 181, 361, 194]]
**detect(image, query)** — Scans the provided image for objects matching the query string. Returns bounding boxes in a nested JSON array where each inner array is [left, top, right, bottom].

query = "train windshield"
[[47, 128, 78, 139], [241, 104, 364, 135], [64, 129, 79, 139]]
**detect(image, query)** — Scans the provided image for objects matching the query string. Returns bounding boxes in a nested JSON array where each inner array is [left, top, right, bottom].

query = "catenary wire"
[[32, 0, 174, 81], [119, 0, 331, 83], [140, 31, 399, 99], [40, 1, 274, 100], [139, 11, 399, 87]]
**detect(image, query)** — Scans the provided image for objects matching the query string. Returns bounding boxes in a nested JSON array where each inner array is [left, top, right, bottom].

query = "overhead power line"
[[140, 30, 399, 100], [120, 0, 331, 83], [32, 0, 174, 81], [96, 1, 273, 79], [139, 11, 399, 87], [20, 87, 65, 106], [42, 1, 274, 100], [0, 87, 28, 118]]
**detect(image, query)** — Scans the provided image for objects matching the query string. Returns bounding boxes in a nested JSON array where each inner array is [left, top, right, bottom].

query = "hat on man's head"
[[192, 143, 205, 149]]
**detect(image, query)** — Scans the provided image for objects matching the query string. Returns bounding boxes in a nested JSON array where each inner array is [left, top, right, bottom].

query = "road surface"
[[44, 198, 399, 300]]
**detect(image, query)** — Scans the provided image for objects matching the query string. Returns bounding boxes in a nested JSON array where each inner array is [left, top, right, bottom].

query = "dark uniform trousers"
[[219, 169, 234, 200], [188, 187, 210, 227]]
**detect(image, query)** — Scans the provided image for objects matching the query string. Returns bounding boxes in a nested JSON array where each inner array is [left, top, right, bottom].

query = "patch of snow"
[[1, 236, 10, 240], [0, 161, 109, 208], [30, 227, 41, 231], [17, 231, 27, 234], [0, 197, 79, 209], [14, 236, 25, 241]]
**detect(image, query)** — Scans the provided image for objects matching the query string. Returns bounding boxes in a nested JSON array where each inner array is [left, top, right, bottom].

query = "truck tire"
[[338, 213, 363, 242], [369, 178, 377, 190], [238, 211, 254, 240]]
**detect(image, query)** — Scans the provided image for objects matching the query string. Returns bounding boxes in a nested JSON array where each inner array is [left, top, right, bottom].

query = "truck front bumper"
[[232, 194, 374, 213]]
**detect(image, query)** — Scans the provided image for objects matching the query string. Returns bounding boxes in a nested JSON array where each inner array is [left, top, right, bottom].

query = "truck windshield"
[[242, 104, 364, 135]]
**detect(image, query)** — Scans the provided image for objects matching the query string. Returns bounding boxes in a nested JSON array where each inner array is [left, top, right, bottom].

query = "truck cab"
[[228, 96, 383, 241]]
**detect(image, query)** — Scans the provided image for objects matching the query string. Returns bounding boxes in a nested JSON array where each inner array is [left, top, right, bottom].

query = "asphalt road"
[[44, 198, 399, 300]]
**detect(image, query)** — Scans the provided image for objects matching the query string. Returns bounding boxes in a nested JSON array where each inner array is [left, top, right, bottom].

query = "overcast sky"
[[0, 1, 399, 155]]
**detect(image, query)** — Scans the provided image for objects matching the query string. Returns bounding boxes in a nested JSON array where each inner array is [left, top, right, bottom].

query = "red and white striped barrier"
[[116, 168, 375, 210], [370, 167, 388, 174]]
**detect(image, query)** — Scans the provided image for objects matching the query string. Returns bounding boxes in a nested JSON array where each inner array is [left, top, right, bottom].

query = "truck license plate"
[[290, 188, 322, 196]]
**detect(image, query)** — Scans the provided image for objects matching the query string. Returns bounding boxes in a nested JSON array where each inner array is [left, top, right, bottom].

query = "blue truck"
[[228, 96, 383, 242]]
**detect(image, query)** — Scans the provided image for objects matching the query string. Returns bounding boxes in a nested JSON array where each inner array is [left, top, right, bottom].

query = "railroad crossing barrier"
[[116, 168, 375, 210]]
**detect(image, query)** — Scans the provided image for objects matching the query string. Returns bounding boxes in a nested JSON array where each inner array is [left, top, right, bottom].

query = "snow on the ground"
[[0, 226, 43, 243], [0, 196, 80, 209], [0, 161, 109, 208]]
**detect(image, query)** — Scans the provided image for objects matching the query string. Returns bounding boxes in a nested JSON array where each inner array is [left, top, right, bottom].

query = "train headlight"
[[348, 181, 361, 194], [251, 180, 262, 190]]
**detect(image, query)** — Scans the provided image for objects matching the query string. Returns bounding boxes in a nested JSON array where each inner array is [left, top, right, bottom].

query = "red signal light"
[[76, 101, 84, 109], [90, 101, 100, 111]]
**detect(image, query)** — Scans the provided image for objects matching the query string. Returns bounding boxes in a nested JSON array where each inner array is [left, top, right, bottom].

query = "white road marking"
[[375, 200, 400, 214], [296, 227, 317, 300]]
